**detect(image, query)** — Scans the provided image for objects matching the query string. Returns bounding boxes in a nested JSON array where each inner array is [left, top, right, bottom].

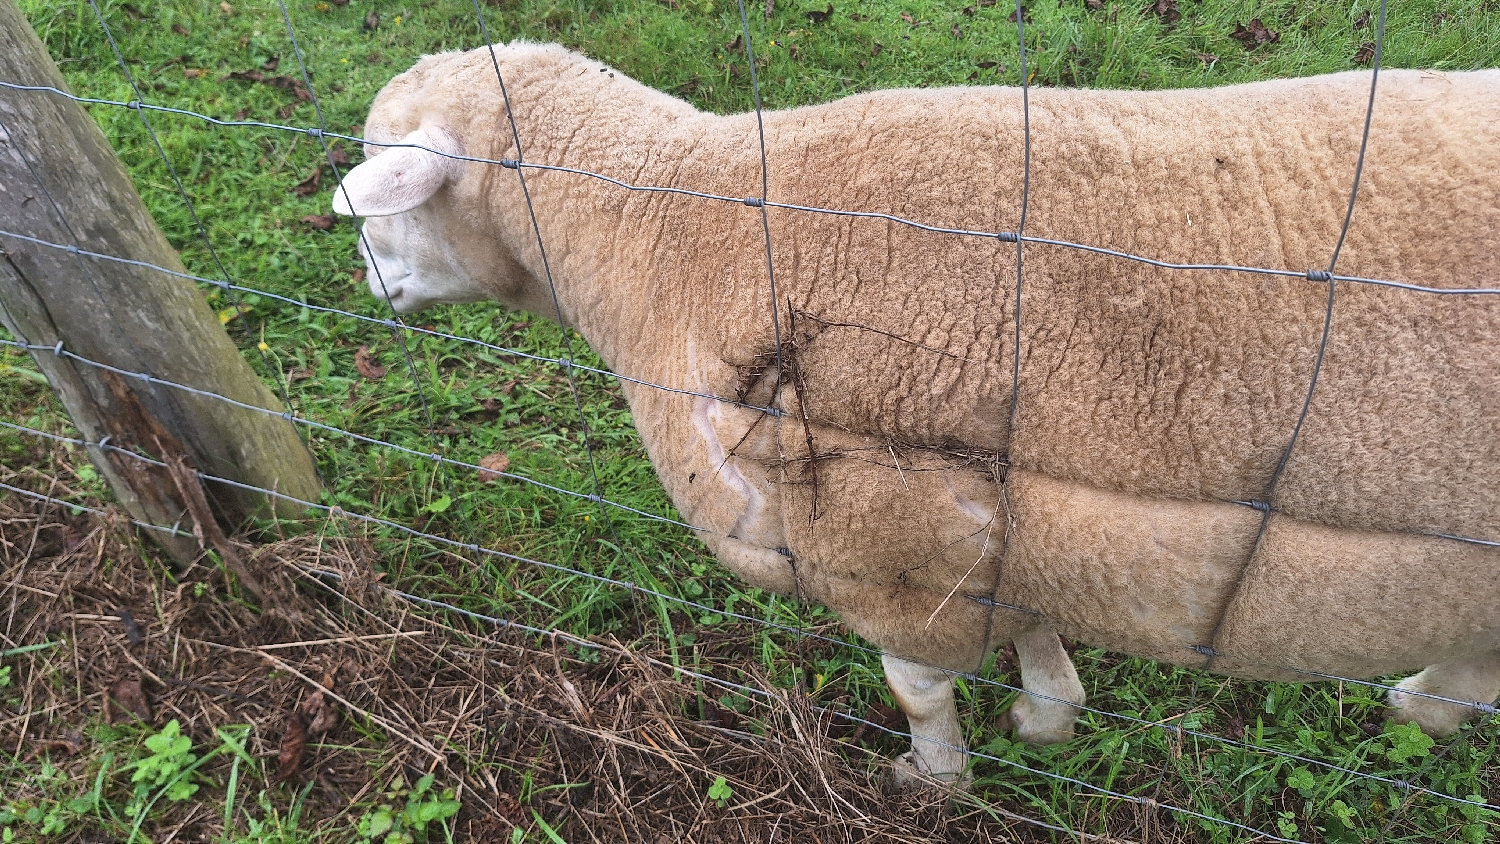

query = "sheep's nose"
[[368, 272, 398, 302]]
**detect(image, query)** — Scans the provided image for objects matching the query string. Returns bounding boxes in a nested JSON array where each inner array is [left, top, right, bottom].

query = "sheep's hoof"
[[886, 752, 973, 794], [998, 701, 1077, 746], [1387, 684, 1473, 739]]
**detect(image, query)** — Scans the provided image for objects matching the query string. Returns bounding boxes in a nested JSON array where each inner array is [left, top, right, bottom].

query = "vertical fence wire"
[[463, 0, 664, 650], [969, 0, 1039, 751], [77, 0, 311, 473], [1196, 0, 1390, 682], [731, 0, 817, 693], [3, 1, 1497, 840], [267, 0, 476, 543]]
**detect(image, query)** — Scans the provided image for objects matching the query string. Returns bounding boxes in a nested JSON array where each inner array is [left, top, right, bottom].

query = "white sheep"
[[331, 42, 1500, 784]]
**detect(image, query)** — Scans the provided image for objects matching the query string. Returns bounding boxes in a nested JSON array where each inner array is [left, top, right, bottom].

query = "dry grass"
[[1, 474, 1174, 843]]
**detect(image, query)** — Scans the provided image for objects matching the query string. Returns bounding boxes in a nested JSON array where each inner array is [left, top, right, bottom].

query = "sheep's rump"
[[649, 69, 1500, 678]]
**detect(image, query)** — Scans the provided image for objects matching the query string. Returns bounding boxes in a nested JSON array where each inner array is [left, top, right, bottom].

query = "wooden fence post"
[[0, 0, 323, 566]]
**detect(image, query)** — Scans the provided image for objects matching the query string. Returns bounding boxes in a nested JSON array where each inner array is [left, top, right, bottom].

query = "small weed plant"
[[4, 0, 1499, 840], [356, 773, 461, 844], [707, 775, 734, 808]]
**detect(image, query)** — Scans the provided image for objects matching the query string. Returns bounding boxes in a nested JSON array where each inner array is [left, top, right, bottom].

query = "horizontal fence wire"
[[3, 319, 1498, 563], [299, 568, 1282, 844], [1, 467, 1491, 844], [0, 334, 697, 531], [3, 3, 1498, 841], [0, 228, 780, 418], [3, 81, 1500, 297], [0, 482, 1423, 844], [2, 416, 1495, 824]]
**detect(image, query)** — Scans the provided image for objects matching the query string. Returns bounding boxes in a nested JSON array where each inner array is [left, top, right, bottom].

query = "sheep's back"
[[716, 70, 1500, 543]]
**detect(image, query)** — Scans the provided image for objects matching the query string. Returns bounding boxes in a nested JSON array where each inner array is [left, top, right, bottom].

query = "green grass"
[[3, 0, 1499, 841]]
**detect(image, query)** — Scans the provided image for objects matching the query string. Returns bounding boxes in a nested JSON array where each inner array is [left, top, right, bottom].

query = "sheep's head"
[[334, 41, 687, 319], [327, 125, 473, 311], [328, 43, 564, 317]]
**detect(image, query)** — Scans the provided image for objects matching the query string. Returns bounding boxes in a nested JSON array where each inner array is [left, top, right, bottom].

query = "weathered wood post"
[[0, 0, 322, 569]]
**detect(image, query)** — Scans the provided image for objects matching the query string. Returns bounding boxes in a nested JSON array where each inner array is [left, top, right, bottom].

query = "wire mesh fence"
[[2, 0, 1498, 841]]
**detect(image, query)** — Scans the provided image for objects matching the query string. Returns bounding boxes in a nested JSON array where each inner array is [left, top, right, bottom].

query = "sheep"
[[330, 41, 1500, 784]]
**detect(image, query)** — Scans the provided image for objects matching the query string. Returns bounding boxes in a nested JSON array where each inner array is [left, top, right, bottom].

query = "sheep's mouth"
[[368, 273, 412, 308], [380, 289, 421, 313]]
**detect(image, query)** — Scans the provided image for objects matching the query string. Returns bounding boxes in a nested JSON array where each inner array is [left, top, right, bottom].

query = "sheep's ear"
[[331, 126, 464, 217]]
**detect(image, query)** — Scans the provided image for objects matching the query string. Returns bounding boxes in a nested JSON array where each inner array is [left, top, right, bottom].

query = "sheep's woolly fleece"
[[341, 43, 1499, 704]]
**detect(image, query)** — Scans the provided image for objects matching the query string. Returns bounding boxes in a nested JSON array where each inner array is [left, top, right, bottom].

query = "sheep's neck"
[[490, 75, 706, 371]]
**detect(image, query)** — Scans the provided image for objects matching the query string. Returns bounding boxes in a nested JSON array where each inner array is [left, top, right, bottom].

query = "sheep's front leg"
[[1390, 649, 1500, 737], [1002, 622, 1086, 745], [883, 653, 969, 787]]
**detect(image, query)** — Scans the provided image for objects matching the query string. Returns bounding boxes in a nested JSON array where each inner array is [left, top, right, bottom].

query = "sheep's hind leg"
[[1000, 622, 1085, 745], [882, 653, 970, 789], [1389, 649, 1500, 737]]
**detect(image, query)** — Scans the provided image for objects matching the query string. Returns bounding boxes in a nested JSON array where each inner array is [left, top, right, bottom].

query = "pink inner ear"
[[332, 126, 462, 217]]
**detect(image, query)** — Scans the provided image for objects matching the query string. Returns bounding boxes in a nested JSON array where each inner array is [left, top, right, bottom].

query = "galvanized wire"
[[6, 455, 1485, 843], [2, 415, 1495, 822], [3, 5, 1498, 840], [3, 81, 1497, 296], [77, 0, 308, 466], [267, 0, 477, 530], [0, 227, 779, 417]]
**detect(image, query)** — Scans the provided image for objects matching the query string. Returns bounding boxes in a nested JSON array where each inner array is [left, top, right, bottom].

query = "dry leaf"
[[364, 10, 380, 30], [763, 0, 774, 19], [275, 710, 308, 782], [184, 68, 206, 78], [1230, 18, 1280, 48], [304, 689, 339, 735], [267, 75, 312, 101], [1143, 0, 1180, 24], [219, 1, 235, 15], [351, 267, 366, 285], [354, 345, 387, 379], [172, 23, 190, 35], [107, 676, 151, 723], [329, 147, 351, 167], [495, 792, 526, 826], [478, 452, 512, 481], [277, 689, 338, 783], [33, 732, 85, 757], [1353, 41, 1376, 65], [301, 214, 337, 230], [293, 169, 322, 196]]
